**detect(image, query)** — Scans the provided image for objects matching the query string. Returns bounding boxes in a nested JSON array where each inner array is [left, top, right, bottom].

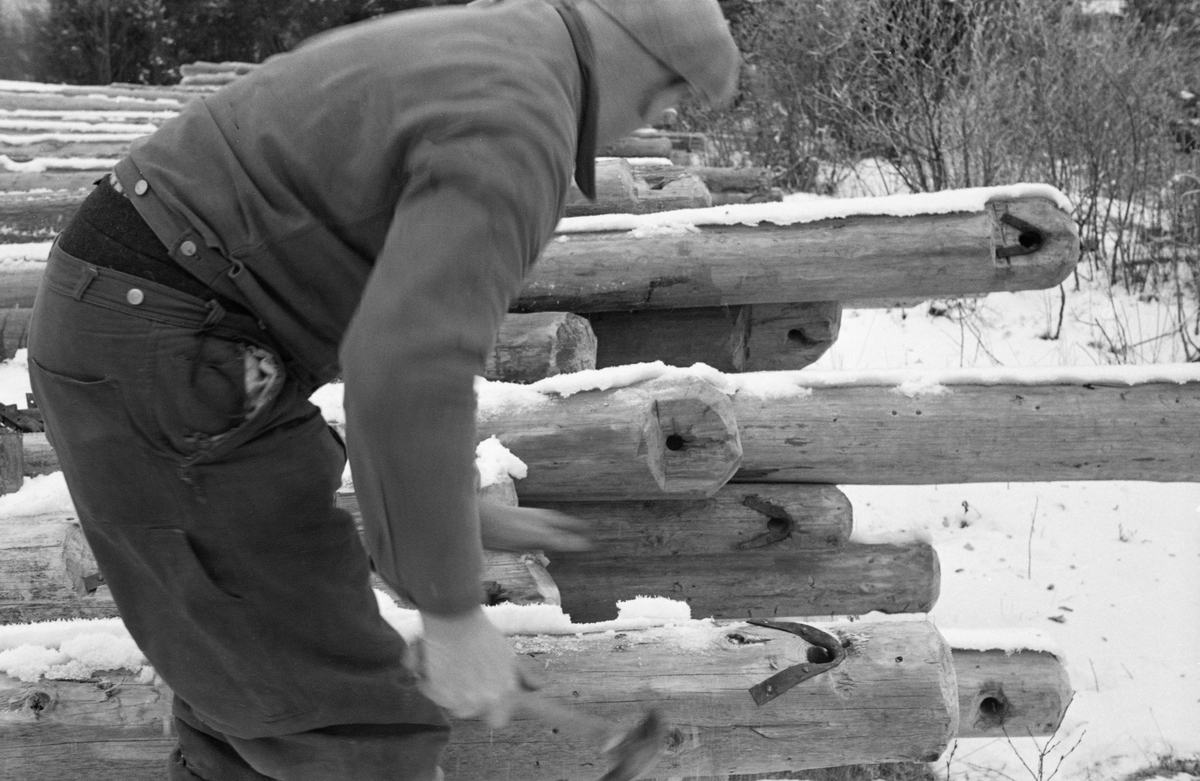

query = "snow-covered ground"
[[0, 201, 1196, 779], [813, 286, 1200, 781]]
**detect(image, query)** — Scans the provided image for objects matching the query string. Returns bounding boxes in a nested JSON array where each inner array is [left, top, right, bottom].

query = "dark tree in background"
[[27, 0, 471, 85]]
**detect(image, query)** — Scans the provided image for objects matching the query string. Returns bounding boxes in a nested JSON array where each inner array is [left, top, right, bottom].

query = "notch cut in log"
[[545, 540, 939, 622], [732, 376, 1200, 484], [477, 375, 742, 500], [519, 194, 1078, 312], [485, 312, 596, 383], [587, 301, 841, 373]]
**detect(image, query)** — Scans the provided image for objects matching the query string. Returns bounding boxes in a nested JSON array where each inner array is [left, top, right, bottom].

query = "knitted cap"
[[583, 0, 740, 107]]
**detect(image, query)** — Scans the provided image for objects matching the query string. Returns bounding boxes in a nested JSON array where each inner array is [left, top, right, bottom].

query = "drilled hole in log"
[[1019, 231, 1042, 249], [786, 328, 817, 347], [766, 517, 789, 535], [807, 646, 834, 664], [976, 693, 1011, 727], [664, 434, 685, 451]]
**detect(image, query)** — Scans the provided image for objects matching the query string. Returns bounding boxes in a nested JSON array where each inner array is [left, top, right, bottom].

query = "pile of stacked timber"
[[0, 78, 1094, 777]]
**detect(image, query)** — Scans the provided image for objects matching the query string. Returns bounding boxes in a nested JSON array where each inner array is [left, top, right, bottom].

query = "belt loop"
[[72, 265, 100, 301], [201, 299, 227, 331]]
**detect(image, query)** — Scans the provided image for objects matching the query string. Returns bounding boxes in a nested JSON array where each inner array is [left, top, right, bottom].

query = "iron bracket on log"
[[746, 619, 847, 706]]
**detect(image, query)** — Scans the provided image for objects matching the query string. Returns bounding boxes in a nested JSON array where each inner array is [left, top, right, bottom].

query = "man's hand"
[[410, 607, 519, 727], [478, 500, 591, 552]]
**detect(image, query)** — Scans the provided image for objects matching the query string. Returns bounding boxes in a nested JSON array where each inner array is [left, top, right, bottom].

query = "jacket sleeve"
[[340, 131, 564, 617]]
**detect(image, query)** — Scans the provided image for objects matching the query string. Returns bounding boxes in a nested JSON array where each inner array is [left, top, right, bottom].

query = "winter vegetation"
[[1, 0, 1199, 779]]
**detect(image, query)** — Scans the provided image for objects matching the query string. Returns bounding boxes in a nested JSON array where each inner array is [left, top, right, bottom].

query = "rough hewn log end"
[[954, 648, 1073, 738], [641, 376, 742, 497], [989, 197, 1080, 291]]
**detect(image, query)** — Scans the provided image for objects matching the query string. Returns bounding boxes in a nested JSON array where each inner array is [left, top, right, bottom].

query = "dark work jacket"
[[114, 0, 596, 616]]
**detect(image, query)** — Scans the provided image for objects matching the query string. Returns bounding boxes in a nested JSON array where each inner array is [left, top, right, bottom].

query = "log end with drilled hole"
[[478, 375, 742, 501], [953, 648, 1073, 738], [743, 301, 842, 371]]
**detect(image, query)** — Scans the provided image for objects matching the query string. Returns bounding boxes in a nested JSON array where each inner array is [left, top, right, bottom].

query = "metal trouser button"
[[133, 179, 149, 196], [126, 288, 145, 306], [180, 240, 198, 257]]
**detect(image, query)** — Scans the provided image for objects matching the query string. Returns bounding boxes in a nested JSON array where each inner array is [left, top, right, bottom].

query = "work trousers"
[[28, 243, 448, 780]]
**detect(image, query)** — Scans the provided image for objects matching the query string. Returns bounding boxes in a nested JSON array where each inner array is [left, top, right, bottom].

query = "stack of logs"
[[0, 79, 1108, 779]]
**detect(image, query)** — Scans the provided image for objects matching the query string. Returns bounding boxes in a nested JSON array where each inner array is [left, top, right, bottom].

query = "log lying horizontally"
[[0, 619, 958, 779], [520, 189, 1079, 312], [588, 301, 841, 372], [730, 366, 1200, 483], [953, 648, 1073, 738], [484, 312, 597, 383], [477, 375, 743, 500], [0, 189, 1077, 312], [548, 540, 938, 622], [447, 619, 960, 778], [527, 485, 932, 623]]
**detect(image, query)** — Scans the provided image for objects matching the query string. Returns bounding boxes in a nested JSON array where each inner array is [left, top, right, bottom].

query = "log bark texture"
[[954, 649, 1072, 738], [477, 376, 743, 500], [546, 541, 939, 622], [519, 197, 1078, 312], [485, 312, 597, 383], [732, 379, 1200, 484]]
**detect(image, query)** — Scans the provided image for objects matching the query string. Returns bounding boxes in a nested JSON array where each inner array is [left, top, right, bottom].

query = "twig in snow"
[[1028, 498, 1039, 580]]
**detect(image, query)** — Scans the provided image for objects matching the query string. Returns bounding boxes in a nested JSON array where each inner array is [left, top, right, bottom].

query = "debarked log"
[[732, 378, 1200, 484], [1, 307, 32, 360], [477, 376, 743, 500], [0, 514, 118, 625], [528, 483, 854, 553], [587, 302, 842, 373], [0, 620, 957, 779], [519, 195, 1078, 312], [485, 312, 597, 383], [954, 648, 1072, 738], [544, 540, 939, 622], [446, 619, 958, 779]]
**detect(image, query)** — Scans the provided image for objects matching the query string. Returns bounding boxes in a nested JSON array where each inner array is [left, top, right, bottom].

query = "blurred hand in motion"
[[409, 606, 520, 727], [478, 500, 591, 552]]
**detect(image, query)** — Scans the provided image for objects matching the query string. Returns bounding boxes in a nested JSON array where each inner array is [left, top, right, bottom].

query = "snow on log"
[[732, 374, 1200, 484], [520, 188, 1078, 312], [588, 301, 840, 373], [629, 161, 775, 194], [0, 619, 957, 779], [476, 375, 743, 500], [485, 312, 597, 383], [0, 188, 1076, 311], [446, 619, 958, 778], [566, 157, 713, 216], [547, 539, 938, 621], [953, 648, 1072, 738]]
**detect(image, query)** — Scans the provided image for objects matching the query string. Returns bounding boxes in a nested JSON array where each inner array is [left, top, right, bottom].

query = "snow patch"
[[0, 473, 75, 517], [1, 154, 118, 173], [0, 243, 51, 263], [556, 183, 1072, 234], [475, 436, 527, 487]]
